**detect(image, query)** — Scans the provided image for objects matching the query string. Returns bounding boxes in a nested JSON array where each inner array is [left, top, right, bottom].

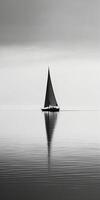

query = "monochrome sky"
[[0, 0, 100, 46], [0, 0, 100, 108]]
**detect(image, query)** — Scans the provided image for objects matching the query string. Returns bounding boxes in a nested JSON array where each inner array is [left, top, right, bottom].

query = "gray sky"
[[0, 46, 100, 108], [0, 0, 100, 46], [0, 0, 100, 108]]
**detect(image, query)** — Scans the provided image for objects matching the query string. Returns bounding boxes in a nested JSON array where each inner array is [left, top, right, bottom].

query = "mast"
[[44, 68, 58, 107]]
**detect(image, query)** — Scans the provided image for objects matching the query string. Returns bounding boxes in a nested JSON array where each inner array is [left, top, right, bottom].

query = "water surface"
[[0, 110, 100, 200]]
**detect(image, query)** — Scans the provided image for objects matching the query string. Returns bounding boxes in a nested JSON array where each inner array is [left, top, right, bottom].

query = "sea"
[[0, 109, 100, 200]]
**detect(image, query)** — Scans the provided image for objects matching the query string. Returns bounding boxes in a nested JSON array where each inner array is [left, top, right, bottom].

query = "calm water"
[[0, 110, 100, 200]]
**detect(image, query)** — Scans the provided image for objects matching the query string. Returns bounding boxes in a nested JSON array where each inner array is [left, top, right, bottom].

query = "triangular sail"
[[44, 69, 58, 107]]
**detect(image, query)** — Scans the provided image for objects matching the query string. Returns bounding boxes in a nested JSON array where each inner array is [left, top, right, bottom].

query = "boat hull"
[[42, 107, 60, 112]]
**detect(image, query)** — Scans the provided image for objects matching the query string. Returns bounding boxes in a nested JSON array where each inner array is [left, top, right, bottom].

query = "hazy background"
[[0, 0, 100, 109], [0, 0, 100, 45]]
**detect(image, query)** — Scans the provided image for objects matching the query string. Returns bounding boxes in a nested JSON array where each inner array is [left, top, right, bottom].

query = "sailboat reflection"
[[44, 112, 58, 167]]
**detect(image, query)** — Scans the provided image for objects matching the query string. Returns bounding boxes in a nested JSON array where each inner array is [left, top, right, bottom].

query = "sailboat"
[[42, 68, 60, 112]]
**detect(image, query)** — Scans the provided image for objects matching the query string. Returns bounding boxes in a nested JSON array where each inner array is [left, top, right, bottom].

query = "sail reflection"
[[44, 112, 58, 167]]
